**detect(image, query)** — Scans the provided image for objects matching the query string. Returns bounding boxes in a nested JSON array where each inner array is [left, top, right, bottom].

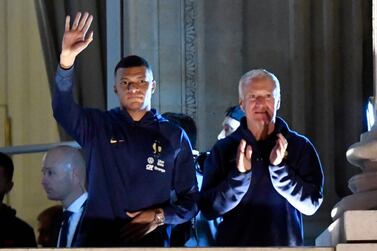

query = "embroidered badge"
[[152, 140, 162, 155], [145, 141, 166, 173]]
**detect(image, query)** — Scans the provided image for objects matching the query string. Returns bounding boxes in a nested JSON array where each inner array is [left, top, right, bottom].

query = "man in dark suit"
[[41, 146, 87, 247], [0, 152, 37, 247]]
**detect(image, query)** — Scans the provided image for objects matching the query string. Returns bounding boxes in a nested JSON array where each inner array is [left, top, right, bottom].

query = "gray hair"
[[238, 69, 281, 100]]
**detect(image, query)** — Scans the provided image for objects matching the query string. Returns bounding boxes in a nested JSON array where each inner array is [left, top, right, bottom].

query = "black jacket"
[[199, 117, 324, 246], [0, 203, 37, 247]]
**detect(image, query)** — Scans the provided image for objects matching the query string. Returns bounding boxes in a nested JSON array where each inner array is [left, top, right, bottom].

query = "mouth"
[[127, 94, 143, 99], [255, 111, 268, 115]]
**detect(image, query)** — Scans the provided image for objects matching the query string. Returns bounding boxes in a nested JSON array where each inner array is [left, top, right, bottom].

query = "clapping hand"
[[236, 139, 252, 173], [269, 133, 288, 166]]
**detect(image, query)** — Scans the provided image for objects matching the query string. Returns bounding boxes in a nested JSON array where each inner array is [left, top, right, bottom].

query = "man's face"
[[240, 77, 280, 126], [41, 155, 73, 201], [217, 116, 241, 140], [113, 66, 156, 112]]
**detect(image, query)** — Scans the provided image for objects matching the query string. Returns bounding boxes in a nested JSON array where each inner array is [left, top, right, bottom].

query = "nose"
[[127, 82, 139, 92], [255, 96, 266, 106]]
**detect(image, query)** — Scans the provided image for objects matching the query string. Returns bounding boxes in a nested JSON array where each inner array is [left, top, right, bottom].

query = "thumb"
[[126, 211, 141, 218], [245, 144, 252, 161]]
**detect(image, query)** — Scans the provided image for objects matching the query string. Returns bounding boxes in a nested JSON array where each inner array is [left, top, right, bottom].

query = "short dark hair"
[[0, 152, 14, 182], [114, 55, 152, 76], [162, 112, 197, 148]]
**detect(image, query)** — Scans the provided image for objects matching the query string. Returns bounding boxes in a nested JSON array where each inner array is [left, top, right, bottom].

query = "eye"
[[42, 169, 52, 176], [139, 79, 148, 86], [120, 81, 129, 86], [249, 94, 257, 100]]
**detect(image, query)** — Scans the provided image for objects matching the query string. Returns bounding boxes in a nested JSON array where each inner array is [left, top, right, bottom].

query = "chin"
[[123, 101, 142, 109], [47, 194, 58, 201]]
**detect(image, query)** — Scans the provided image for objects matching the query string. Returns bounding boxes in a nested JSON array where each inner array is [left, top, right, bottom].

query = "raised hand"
[[236, 139, 252, 173], [60, 12, 94, 68], [269, 133, 288, 166]]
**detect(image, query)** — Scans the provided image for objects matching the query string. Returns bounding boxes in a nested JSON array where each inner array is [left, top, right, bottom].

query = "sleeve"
[[199, 143, 252, 220], [52, 65, 94, 146], [163, 131, 199, 225], [269, 139, 324, 215]]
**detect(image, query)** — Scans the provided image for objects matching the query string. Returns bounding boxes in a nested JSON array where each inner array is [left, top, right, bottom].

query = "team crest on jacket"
[[152, 141, 162, 155], [146, 140, 165, 173]]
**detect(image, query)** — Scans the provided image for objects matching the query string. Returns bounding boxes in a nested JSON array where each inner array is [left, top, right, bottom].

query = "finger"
[[238, 139, 246, 154], [65, 15, 70, 31], [236, 139, 246, 168], [72, 12, 82, 30], [126, 211, 141, 218], [82, 15, 93, 36], [83, 31, 94, 47], [277, 137, 284, 151], [277, 133, 288, 147], [78, 12, 89, 31], [245, 145, 252, 160], [274, 135, 284, 151]]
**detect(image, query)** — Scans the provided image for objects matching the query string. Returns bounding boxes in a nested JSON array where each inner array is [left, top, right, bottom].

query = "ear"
[[239, 98, 245, 112], [151, 80, 157, 94], [276, 97, 281, 110]]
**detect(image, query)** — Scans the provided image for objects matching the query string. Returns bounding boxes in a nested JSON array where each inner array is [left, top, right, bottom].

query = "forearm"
[[199, 169, 251, 219], [269, 164, 323, 215], [163, 186, 198, 225], [52, 65, 90, 145]]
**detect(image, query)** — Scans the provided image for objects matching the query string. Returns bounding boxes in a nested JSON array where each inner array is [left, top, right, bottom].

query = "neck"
[[62, 190, 85, 209], [248, 120, 275, 141], [127, 109, 149, 121]]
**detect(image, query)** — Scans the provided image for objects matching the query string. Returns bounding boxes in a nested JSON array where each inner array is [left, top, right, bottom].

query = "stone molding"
[[184, 0, 197, 120]]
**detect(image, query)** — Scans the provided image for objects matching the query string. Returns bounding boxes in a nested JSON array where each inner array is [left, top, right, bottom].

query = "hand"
[[269, 133, 288, 165], [120, 208, 163, 243], [236, 139, 252, 173], [60, 12, 94, 68]]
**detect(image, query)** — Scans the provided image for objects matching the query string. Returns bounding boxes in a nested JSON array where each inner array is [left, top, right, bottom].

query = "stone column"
[[315, 2, 377, 246], [329, 0, 377, 221]]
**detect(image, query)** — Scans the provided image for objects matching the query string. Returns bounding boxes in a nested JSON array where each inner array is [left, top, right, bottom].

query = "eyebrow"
[[120, 74, 146, 80]]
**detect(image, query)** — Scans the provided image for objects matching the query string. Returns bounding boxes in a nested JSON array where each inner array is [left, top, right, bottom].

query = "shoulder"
[[209, 132, 241, 161], [158, 115, 187, 138], [9, 216, 34, 233], [276, 117, 314, 146]]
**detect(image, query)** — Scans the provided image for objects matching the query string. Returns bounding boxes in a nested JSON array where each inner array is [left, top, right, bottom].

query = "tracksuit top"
[[53, 66, 198, 246], [199, 117, 324, 246]]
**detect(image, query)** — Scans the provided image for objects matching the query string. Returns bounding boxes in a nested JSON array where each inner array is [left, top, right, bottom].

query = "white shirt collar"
[[65, 192, 88, 213]]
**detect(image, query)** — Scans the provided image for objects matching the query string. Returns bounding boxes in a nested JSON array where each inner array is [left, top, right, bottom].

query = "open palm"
[[60, 12, 93, 68]]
